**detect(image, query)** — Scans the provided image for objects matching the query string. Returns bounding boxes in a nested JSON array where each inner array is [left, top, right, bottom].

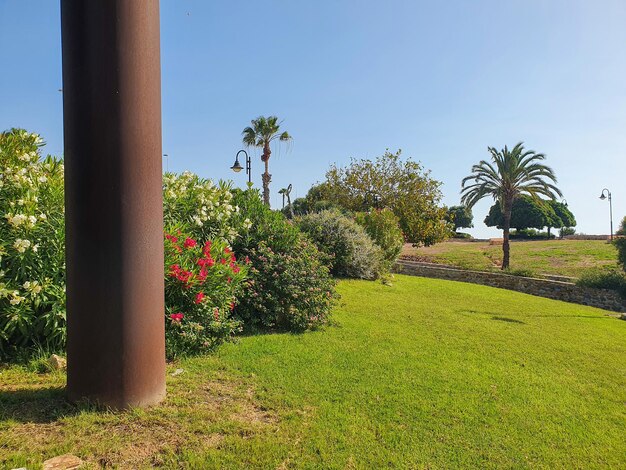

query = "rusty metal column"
[[61, 0, 166, 408]]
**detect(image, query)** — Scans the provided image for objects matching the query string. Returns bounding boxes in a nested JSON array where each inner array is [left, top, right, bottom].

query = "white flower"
[[39, 213, 47, 220], [23, 281, 31, 289], [28, 215, 37, 226], [13, 239, 31, 253], [38, 176, 47, 183], [32, 244, 39, 252], [9, 291, 25, 305], [7, 213, 27, 227], [243, 218, 252, 230]]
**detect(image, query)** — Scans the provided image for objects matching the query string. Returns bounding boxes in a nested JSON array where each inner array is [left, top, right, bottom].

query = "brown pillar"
[[61, 0, 166, 408]]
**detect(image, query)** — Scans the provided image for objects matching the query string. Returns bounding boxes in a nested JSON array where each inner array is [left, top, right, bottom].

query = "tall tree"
[[323, 150, 449, 246], [461, 143, 562, 269], [242, 116, 291, 207], [446, 205, 474, 232]]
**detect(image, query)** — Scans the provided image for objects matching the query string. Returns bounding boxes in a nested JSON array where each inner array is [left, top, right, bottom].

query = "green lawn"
[[1, 275, 625, 468], [402, 239, 618, 278]]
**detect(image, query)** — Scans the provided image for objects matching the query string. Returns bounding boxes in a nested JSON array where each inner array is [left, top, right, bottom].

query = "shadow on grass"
[[0, 386, 88, 424], [490, 316, 526, 324]]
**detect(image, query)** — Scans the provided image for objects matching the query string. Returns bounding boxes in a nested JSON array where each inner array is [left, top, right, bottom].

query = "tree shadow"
[[0, 386, 89, 424], [490, 316, 526, 324]]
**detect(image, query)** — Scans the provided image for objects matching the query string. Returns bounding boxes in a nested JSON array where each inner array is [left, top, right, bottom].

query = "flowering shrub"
[[297, 210, 385, 280], [163, 172, 250, 243], [0, 129, 66, 356], [355, 208, 404, 268], [231, 188, 337, 331], [164, 230, 247, 358]]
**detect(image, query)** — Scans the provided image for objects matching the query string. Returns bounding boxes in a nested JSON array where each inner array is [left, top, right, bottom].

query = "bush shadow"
[[0, 386, 86, 424]]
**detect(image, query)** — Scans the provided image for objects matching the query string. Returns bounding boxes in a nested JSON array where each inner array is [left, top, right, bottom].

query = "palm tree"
[[461, 143, 562, 269], [242, 116, 292, 207]]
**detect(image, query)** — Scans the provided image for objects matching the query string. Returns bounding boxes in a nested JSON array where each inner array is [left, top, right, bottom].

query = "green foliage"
[[617, 216, 626, 236], [484, 195, 557, 231], [322, 150, 449, 246], [163, 172, 240, 242], [297, 210, 385, 280], [577, 269, 626, 298], [231, 188, 337, 331], [446, 205, 474, 230], [164, 231, 246, 358], [559, 227, 576, 237], [461, 142, 562, 269], [503, 267, 535, 278], [242, 115, 292, 207], [0, 129, 66, 357], [355, 208, 404, 267], [615, 237, 626, 272], [510, 228, 555, 240], [547, 200, 576, 229]]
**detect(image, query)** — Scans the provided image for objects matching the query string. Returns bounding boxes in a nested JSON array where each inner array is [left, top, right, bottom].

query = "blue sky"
[[1, 1, 624, 237]]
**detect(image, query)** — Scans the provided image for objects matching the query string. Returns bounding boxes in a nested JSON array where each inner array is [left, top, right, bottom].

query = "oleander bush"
[[231, 188, 337, 331], [297, 210, 385, 280], [0, 129, 66, 357], [355, 208, 404, 268], [164, 230, 246, 358]]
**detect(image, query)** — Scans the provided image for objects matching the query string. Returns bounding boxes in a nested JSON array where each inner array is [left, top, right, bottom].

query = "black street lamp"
[[231, 149, 251, 184], [599, 188, 613, 241]]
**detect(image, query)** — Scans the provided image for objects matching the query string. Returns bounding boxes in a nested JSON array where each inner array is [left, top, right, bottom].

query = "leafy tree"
[[446, 205, 474, 231], [546, 200, 576, 237], [461, 143, 562, 269], [242, 116, 291, 207], [322, 149, 449, 246], [484, 195, 556, 231]]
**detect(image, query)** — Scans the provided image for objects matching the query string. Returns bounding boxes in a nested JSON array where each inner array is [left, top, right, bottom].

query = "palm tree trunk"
[[262, 144, 271, 207], [502, 199, 512, 270]]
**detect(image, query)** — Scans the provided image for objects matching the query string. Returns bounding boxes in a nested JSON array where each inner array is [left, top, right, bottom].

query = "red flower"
[[244, 256, 250, 264], [213, 307, 219, 321], [203, 241, 212, 256], [224, 247, 231, 254], [230, 301, 235, 311], [165, 234, 178, 244], [227, 277, 232, 284], [195, 292, 205, 304], [183, 237, 197, 249], [170, 312, 184, 322], [220, 258, 227, 265], [233, 265, 241, 274]]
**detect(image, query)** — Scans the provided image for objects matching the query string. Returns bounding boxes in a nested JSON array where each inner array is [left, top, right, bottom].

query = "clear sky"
[[1, 1, 624, 238]]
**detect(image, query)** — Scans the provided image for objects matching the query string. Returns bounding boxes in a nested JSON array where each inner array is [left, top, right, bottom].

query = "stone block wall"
[[394, 260, 626, 313]]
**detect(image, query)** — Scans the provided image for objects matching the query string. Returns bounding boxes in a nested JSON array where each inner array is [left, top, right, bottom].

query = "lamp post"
[[599, 188, 613, 241], [230, 149, 251, 184], [163, 153, 169, 172]]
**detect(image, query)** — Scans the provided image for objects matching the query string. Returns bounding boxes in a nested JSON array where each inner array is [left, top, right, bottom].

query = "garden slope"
[[1, 275, 625, 468]]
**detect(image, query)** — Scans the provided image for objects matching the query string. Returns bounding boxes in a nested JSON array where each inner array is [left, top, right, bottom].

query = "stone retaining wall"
[[394, 260, 626, 313]]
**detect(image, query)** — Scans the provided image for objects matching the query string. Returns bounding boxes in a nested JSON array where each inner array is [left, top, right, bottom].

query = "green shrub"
[[163, 230, 247, 358], [616, 216, 626, 236], [0, 129, 66, 357], [453, 232, 473, 239], [559, 227, 576, 237], [510, 228, 555, 240], [503, 268, 535, 278], [355, 208, 404, 268], [231, 188, 337, 331], [614, 238, 626, 272], [577, 269, 626, 298], [297, 210, 385, 280]]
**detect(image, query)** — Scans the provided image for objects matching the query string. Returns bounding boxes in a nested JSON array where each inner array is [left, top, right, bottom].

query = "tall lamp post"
[[230, 149, 251, 184], [599, 188, 613, 241]]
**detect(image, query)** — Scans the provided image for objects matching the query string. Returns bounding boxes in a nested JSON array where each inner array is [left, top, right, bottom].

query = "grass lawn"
[[402, 239, 618, 278], [1, 275, 625, 468]]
